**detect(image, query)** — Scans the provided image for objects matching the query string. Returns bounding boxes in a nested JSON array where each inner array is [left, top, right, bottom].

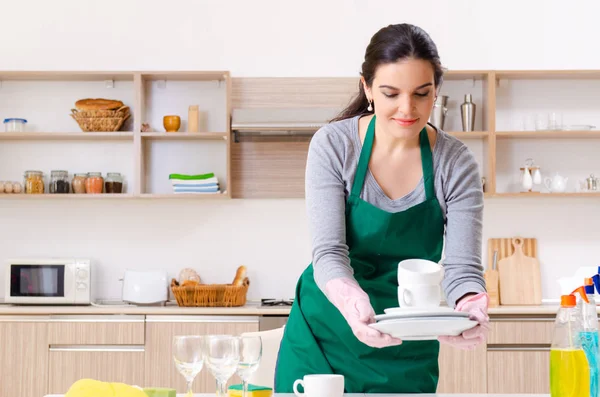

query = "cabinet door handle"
[[145, 315, 259, 323], [49, 345, 145, 352], [487, 346, 551, 352]]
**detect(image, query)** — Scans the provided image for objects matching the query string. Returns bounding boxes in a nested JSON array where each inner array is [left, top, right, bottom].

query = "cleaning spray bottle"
[[573, 281, 600, 397], [550, 293, 590, 397]]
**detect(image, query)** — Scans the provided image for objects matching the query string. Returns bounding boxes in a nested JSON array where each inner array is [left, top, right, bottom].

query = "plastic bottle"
[[573, 282, 600, 397], [550, 293, 590, 397]]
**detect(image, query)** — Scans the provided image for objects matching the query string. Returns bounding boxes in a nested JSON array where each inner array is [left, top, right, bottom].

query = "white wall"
[[0, 0, 598, 301]]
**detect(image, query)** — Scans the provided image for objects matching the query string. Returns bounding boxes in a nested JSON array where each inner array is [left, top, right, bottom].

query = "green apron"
[[274, 115, 445, 393]]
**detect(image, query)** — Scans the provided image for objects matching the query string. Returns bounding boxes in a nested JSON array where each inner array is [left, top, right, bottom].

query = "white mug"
[[293, 374, 344, 397], [398, 284, 441, 308], [397, 259, 444, 286]]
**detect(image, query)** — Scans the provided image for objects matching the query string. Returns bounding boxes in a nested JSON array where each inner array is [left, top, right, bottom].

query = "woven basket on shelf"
[[171, 277, 250, 307], [70, 106, 131, 132]]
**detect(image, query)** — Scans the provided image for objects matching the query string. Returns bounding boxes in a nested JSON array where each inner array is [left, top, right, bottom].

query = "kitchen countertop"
[[44, 393, 550, 397], [0, 299, 571, 316]]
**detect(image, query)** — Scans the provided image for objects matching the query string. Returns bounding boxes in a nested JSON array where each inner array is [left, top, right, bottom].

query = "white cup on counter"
[[293, 374, 344, 397]]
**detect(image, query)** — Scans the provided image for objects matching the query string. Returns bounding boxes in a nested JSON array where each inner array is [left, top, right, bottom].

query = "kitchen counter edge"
[[0, 303, 577, 316]]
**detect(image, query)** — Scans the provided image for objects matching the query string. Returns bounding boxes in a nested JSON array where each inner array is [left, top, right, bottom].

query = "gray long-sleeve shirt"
[[305, 114, 486, 308]]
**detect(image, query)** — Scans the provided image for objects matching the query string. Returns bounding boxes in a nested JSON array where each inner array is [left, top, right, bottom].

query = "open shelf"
[[0, 193, 135, 199], [0, 132, 134, 141], [448, 131, 489, 139], [496, 130, 600, 139], [488, 192, 600, 198], [137, 192, 229, 199], [141, 132, 228, 141]]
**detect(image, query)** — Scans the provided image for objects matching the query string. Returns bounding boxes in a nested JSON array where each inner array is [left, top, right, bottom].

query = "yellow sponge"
[[65, 379, 147, 397], [228, 384, 273, 397]]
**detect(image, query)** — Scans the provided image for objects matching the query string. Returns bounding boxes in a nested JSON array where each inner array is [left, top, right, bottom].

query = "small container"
[[85, 172, 103, 194], [4, 118, 27, 133], [71, 173, 88, 194], [23, 170, 44, 194], [586, 174, 598, 191], [104, 172, 123, 193], [49, 170, 70, 194]]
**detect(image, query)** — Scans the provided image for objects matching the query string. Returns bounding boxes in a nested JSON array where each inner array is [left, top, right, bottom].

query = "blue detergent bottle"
[[573, 281, 600, 397]]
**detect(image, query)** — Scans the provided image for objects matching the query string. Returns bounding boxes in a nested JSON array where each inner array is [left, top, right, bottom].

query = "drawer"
[[48, 315, 145, 345], [487, 348, 550, 393], [48, 347, 145, 393], [488, 319, 554, 345]]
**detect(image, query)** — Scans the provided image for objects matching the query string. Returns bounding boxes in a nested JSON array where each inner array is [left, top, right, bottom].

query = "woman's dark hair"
[[330, 23, 444, 122]]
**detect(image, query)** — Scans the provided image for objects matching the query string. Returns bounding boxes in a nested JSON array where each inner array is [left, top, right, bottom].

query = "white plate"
[[369, 317, 477, 340], [380, 306, 470, 319]]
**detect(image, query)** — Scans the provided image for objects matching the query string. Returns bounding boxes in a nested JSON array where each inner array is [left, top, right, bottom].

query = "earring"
[[367, 100, 373, 112]]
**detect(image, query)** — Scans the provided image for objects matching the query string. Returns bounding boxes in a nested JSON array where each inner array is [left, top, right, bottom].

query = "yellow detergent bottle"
[[550, 293, 590, 397]]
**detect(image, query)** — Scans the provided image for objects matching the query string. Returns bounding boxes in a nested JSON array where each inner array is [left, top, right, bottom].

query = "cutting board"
[[487, 237, 542, 305]]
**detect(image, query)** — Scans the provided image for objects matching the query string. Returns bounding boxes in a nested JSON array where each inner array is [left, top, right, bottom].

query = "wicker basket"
[[171, 277, 250, 307], [70, 106, 131, 132]]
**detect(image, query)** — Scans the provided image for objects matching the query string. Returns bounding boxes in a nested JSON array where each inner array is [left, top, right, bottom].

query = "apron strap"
[[350, 115, 376, 198], [419, 126, 435, 200], [351, 116, 435, 200]]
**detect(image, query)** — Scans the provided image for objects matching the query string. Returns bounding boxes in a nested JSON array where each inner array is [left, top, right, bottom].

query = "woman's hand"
[[325, 278, 403, 348], [438, 292, 489, 350]]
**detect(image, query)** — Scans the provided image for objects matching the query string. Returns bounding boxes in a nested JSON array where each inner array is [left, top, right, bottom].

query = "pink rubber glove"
[[438, 292, 490, 350], [325, 278, 403, 348]]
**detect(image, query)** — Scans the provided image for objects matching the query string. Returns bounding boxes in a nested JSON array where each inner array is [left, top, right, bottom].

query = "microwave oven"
[[4, 258, 91, 305]]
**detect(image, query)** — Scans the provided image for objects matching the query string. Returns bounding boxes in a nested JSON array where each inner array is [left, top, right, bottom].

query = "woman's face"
[[363, 58, 437, 139]]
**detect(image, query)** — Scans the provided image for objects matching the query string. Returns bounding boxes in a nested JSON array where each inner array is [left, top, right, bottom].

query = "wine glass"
[[204, 335, 241, 397], [236, 336, 263, 397], [173, 335, 205, 397]]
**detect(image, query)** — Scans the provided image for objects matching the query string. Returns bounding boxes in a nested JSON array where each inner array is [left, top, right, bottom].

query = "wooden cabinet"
[[48, 348, 145, 393], [437, 341, 487, 393], [0, 316, 49, 397], [487, 348, 550, 393], [144, 315, 259, 393], [486, 317, 553, 394], [46, 315, 146, 394]]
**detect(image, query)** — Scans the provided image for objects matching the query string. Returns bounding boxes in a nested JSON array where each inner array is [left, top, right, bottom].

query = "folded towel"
[[173, 186, 220, 193], [172, 183, 219, 189], [170, 177, 219, 186], [169, 173, 215, 181]]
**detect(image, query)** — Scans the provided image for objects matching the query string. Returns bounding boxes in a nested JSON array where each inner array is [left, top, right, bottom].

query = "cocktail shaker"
[[429, 95, 448, 129], [461, 94, 476, 132]]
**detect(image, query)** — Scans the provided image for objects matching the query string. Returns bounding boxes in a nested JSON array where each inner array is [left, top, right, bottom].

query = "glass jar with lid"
[[85, 172, 103, 194], [72, 173, 88, 194], [49, 170, 70, 194], [105, 172, 124, 193], [23, 170, 45, 194]]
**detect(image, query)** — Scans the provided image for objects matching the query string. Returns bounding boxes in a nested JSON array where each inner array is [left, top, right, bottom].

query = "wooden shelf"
[[448, 131, 489, 139], [495, 70, 600, 80], [487, 192, 600, 198], [0, 194, 135, 199], [496, 130, 600, 139], [0, 132, 134, 141], [141, 132, 228, 141], [137, 192, 228, 199], [141, 71, 229, 81]]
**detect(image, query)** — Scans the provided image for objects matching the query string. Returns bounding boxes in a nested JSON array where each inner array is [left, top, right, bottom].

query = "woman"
[[274, 23, 489, 393]]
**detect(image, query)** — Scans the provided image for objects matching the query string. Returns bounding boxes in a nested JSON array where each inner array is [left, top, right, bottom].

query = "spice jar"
[[72, 173, 87, 194], [49, 170, 70, 194], [105, 172, 124, 193], [85, 172, 104, 194], [23, 170, 44, 194]]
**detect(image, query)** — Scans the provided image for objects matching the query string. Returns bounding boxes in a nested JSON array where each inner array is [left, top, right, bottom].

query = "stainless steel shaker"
[[461, 94, 476, 132], [429, 95, 448, 129]]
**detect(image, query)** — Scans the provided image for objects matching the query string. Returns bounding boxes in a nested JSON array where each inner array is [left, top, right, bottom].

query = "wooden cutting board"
[[487, 237, 542, 305]]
